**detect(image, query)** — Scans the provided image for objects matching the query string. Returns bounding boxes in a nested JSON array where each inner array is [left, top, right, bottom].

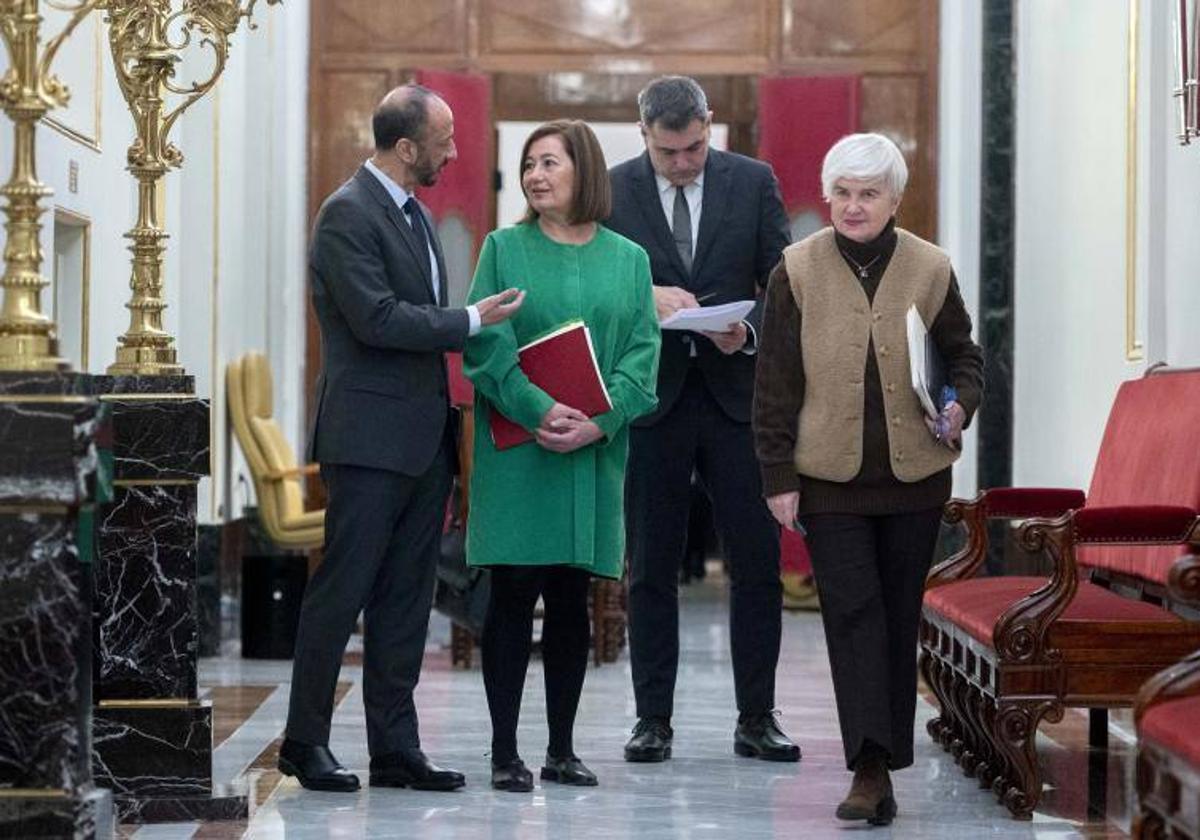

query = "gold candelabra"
[[0, 0, 100, 371], [103, 0, 279, 376]]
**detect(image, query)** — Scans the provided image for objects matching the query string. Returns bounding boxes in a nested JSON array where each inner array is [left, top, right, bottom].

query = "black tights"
[[481, 565, 592, 765]]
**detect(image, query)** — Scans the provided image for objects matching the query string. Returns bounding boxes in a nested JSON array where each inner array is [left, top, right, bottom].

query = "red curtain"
[[758, 75, 861, 236], [758, 75, 860, 576], [415, 70, 492, 403]]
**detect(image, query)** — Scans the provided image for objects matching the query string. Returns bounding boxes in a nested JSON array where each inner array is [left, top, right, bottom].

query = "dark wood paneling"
[[781, 0, 927, 64], [480, 0, 769, 57], [311, 71, 391, 207], [319, 0, 468, 55], [861, 74, 933, 240], [306, 0, 941, 441]]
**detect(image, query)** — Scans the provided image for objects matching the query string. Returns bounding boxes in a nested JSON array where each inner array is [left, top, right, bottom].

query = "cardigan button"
[[873, 313, 882, 321], [886, 383, 896, 393], [892, 416, 901, 426], [896, 451, 905, 461]]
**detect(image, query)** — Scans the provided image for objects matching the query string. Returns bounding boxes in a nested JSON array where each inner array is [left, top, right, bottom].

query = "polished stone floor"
[[123, 574, 1134, 839]]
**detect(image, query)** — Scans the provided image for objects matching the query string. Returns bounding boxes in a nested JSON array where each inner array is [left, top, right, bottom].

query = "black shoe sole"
[[278, 757, 361, 792], [491, 778, 534, 792], [733, 741, 801, 762], [369, 774, 465, 792], [623, 745, 671, 763], [540, 767, 598, 786]]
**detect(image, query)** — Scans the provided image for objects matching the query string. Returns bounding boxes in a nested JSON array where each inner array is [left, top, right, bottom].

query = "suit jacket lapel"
[[355, 167, 437, 302], [632, 153, 692, 284], [692, 150, 730, 279]]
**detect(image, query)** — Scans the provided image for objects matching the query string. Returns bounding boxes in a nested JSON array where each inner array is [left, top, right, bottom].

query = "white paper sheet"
[[659, 300, 755, 332]]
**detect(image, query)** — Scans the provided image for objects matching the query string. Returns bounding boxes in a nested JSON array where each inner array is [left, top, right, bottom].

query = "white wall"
[[1008, 0, 1200, 491], [938, 0, 983, 498], [1, 2, 309, 523]]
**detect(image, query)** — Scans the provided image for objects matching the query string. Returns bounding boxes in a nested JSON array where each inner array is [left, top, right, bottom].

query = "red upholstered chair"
[[921, 366, 1200, 819], [1133, 556, 1200, 840]]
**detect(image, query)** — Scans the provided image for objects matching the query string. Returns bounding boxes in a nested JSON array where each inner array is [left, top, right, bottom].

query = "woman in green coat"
[[464, 119, 660, 792]]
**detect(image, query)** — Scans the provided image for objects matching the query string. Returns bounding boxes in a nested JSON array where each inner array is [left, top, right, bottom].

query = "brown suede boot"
[[835, 755, 897, 826]]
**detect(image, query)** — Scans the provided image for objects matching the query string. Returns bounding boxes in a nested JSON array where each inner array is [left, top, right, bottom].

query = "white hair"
[[820, 133, 908, 200]]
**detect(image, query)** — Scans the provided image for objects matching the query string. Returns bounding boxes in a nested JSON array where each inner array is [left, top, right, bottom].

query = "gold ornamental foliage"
[[101, 0, 281, 375], [0, 0, 104, 372]]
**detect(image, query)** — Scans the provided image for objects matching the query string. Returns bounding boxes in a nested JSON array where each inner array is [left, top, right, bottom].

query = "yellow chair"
[[227, 352, 324, 550]]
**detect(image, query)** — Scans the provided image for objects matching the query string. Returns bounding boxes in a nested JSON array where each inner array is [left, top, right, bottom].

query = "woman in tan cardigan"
[[753, 133, 983, 826]]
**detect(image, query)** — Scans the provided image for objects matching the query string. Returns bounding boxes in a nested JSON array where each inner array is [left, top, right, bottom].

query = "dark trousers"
[[482, 565, 592, 765], [801, 508, 942, 770], [284, 443, 451, 758], [626, 369, 782, 719]]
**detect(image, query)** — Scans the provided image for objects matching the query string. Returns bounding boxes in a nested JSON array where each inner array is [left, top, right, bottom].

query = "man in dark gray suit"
[[278, 84, 523, 792], [605, 76, 799, 764]]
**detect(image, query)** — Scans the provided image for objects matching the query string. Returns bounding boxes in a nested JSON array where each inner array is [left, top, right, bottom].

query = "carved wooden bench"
[[1134, 553, 1200, 840], [920, 366, 1200, 819]]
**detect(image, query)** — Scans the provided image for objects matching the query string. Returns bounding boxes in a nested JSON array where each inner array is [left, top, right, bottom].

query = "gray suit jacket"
[[606, 148, 789, 426], [307, 165, 470, 475]]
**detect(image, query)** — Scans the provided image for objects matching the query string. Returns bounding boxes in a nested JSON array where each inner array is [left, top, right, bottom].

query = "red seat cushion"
[[1079, 372, 1200, 584], [923, 577, 1187, 646], [1141, 695, 1200, 769]]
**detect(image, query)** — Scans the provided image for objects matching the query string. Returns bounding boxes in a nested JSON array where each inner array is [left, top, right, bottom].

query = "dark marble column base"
[[93, 702, 213, 799], [112, 781, 248, 824], [0, 787, 113, 839]]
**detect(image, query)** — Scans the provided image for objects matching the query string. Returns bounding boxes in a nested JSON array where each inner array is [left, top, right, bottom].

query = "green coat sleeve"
[[462, 234, 555, 431], [591, 247, 660, 442]]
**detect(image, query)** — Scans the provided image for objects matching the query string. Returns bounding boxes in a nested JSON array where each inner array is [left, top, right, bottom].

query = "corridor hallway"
[[143, 572, 1133, 839]]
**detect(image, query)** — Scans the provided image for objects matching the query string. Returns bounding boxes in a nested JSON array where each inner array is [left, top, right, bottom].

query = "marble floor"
[[124, 574, 1135, 839]]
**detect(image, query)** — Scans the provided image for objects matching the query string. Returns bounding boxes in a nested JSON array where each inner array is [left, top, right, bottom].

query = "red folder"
[[489, 321, 612, 451]]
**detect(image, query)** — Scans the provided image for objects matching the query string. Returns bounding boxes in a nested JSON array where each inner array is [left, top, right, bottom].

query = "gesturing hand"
[[476, 288, 525, 325]]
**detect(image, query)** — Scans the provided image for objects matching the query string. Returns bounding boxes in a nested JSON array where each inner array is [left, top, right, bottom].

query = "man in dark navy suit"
[[606, 76, 799, 764], [278, 84, 523, 792]]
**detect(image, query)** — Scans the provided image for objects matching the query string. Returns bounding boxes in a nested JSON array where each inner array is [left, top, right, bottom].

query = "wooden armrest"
[[928, 488, 1088, 589], [1168, 554, 1200, 607], [985, 512, 1082, 664], [263, 463, 320, 481], [991, 509, 1200, 667], [982, 487, 1087, 519], [1070, 505, 1199, 544], [1135, 646, 1200, 727]]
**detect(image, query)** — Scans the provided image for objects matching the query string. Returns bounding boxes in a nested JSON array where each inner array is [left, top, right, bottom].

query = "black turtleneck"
[[754, 218, 984, 516]]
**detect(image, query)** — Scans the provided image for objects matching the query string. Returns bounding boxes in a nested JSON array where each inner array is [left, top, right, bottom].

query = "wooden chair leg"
[[992, 698, 1063, 820]]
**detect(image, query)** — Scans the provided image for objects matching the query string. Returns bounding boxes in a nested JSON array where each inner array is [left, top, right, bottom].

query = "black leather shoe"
[[370, 748, 465, 791], [734, 712, 801, 762], [491, 758, 534, 792], [540, 755, 598, 786], [624, 717, 673, 762], [277, 738, 360, 792]]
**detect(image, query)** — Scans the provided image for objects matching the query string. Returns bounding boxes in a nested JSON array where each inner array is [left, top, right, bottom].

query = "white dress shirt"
[[363, 159, 479, 334], [655, 172, 703, 261], [652, 169, 755, 353]]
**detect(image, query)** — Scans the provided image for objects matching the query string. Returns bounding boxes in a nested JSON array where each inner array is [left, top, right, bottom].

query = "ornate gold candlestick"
[[104, 0, 279, 376], [0, 0, 100, 371]]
